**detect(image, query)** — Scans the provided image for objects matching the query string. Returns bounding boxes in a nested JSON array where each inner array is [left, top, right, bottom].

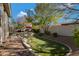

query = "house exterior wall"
[[49, 24, 79, 36], [0, 4, 5, 44], [4, 11, 9, 38], [0, 3, 10, 45]]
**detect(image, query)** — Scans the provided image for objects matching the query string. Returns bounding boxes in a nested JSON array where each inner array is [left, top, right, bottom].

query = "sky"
[[11, 3, 36, 21], [58, 4, 79, 24], [11, 3, 79, 24]]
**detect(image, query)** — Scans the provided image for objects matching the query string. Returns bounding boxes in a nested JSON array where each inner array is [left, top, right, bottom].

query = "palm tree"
[[34, 3, 64, 33]]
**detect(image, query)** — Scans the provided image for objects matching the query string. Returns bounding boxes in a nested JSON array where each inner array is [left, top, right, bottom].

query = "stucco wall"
[[4, 11, 9, 38], [49, 24, 79, 36], [0, 4, 9, 44]]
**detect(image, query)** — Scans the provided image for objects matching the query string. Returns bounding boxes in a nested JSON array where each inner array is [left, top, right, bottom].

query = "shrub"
[[32, 29, 39, 33], [53, 33, 58, 37], [73, 28, 79, 47], [45, 31, 50, 35]]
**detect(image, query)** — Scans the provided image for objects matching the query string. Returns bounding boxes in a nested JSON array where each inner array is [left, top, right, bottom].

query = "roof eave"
[[3, 3, 11, 17]]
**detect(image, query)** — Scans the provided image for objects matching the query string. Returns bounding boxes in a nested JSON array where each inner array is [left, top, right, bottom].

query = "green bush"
[[52, 33, 58, 37], [73, 28, 79, 47], [32, 29, 40, 33], [45, 31, 50, 35]]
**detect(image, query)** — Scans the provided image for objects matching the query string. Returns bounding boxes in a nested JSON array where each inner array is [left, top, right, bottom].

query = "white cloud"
[[17, 11, 27, 18], [67, 3, 74, 7], [30, 8, 34, 11], [30, 9, 36, 14]]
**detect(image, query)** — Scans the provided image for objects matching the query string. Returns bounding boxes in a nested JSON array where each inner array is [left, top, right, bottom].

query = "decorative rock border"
[[56, 41, 72, 56], [48, 39, 72, 56], [45, 39, 72, 56], [19, 36, 36, 56]]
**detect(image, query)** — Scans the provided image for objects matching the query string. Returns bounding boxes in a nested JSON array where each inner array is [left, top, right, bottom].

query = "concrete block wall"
[[49, 24, 79, 36]]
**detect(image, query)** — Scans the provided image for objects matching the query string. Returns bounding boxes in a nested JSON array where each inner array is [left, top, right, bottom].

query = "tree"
[[34, 3, 64, 33]]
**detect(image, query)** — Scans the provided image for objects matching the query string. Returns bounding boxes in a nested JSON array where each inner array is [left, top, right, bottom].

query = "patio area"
[[0, 35, 34, 56]]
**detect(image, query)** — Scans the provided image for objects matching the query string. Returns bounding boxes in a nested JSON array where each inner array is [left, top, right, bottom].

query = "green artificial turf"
[[28, 36, 69, 56]]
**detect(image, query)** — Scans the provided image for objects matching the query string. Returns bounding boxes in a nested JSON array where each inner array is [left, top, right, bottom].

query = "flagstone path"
[[0, 36, 34, 56]]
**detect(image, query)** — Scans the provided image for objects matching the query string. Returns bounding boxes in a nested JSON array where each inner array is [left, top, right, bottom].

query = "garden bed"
[[28, 36, 70, 56]]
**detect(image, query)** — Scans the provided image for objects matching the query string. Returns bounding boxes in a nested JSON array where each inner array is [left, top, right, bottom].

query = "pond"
[[28, 36, 70, 56]]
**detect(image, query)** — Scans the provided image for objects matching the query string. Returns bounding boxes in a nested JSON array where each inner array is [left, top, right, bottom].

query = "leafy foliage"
[[35, 3, 64, 24], [15, 24, 23, 29], [74, 28, 79, 47], [31, 3, 64, 32]]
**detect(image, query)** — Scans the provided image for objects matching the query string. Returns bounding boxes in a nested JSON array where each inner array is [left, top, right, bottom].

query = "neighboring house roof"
[[49, 20, 79, 29], [61, 22, 79, 25], [61, 20, 79, 25]]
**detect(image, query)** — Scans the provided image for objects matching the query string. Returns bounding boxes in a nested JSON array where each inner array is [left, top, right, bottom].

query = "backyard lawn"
[[28, 35, 69, 56]]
